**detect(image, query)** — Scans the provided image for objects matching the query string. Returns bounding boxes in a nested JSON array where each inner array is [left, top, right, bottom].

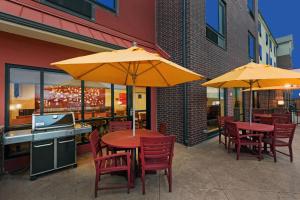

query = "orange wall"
[[0, 31, 91, 125]]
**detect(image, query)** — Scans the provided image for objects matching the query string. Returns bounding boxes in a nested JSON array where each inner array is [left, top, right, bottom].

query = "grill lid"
[[32, 112, 75, 131]]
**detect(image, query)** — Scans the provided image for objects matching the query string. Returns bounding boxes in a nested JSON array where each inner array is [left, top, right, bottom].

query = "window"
[[248, 32, 256, 60], [44, 72, 81, 116], [205, 0, 226, 48], [135, 87, 147, 129], [270, 40, 272, 51], [266, 34, 269, 45], [6, 65, 152, 130], [270, 57, 273, 66], [84, 82, 112, 120], [45, 0, 93, 19], [114, 85, 127, 117], [259, 45, 262, 60], [266, 53, 269, 64], [9, 68, 40, 126], [274, 46, 276, 55], [207, 87, 225, 131], [258, 21, 262, 37], [247, 0, 255, 18], [274, 62, 276, 67], [94, 0, 117, 11]]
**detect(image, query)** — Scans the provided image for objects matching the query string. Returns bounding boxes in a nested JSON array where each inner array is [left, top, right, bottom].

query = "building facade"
[[276, 35, 294, 69], [258, 11, 277, 66], [0, 0, 160, 171], [156, 0, 258, 145]]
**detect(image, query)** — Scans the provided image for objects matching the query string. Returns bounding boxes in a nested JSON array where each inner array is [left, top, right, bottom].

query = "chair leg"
[[236, 144, 240, 160], [289, 145, 293, 162], [95, 172, 99, 198], [141, 170, 145, 195], [219, 132, 222, 144], [127, 169, 130, 194], [272, 145, 277, 163], [224, 136, 227, 149], [228, 140, 231, 153], [258, 144, 262, 161], [168, 167, 172, 192]]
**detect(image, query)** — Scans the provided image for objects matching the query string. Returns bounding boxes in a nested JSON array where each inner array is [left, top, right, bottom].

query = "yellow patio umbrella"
[[52, 46, 204, 136], [202, 62, 300, 123]]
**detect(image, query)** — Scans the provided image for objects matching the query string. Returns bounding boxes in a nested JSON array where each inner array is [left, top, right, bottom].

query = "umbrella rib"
[[107, 63, 127, 74], [153, 65, 170, 86], [76, 64, 105, 79], [124, 62, 131, 85], [136, 62, 162, 76]]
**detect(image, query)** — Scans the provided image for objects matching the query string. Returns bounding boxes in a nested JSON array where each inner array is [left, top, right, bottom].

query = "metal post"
[[132, 78, 136, 136], [249, 81, 253, 123]]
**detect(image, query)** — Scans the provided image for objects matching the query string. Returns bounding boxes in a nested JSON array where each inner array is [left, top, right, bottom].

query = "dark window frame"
[[259, 44, 262, 61], [5, 64, 149, 131], [41, 0, 96, 21], [205, 0, 227, 49], [247, 0, 255, 19], [258, 21, 262, 37], [248, 31, 256, 61]]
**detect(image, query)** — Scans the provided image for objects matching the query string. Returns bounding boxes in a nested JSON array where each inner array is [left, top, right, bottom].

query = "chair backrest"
[[272, 116, 290, 124], [260, 116, 273, 125], [218, 116, 234, 129], [140, 136, 176, 167], [274, 123, 296, 144], [109, 121, 132, 132], [158, 123, 167, 135], [225, 121, 239, 138], [89, 129, 103, 164], [272, 113, 291, 123]]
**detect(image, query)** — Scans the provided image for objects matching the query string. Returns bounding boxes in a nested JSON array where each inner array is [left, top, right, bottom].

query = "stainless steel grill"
[[3, 112, 92, 179]]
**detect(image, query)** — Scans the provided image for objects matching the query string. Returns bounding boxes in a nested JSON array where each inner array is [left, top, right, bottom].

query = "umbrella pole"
[[249, 81, 253, 124], [132, 79, 136, 136]]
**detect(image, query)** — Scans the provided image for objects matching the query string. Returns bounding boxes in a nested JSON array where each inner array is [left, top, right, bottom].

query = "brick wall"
[[156, 0, 258, 146]]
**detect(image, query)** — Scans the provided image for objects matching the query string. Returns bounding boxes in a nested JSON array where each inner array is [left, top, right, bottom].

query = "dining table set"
[[219, 113, 296, 162]]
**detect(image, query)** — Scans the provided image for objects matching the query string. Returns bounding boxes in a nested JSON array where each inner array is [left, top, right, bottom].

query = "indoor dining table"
[[102, 129, 162, 187]]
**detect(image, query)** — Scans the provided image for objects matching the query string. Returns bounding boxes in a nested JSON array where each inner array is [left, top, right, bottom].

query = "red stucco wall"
[[0, 32, 157, 130], [0, 31, 91, 125], [94, 0, 155, 43]]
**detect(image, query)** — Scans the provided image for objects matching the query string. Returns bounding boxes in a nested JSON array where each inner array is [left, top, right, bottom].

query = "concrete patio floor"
[[1, 128, 300, 200]]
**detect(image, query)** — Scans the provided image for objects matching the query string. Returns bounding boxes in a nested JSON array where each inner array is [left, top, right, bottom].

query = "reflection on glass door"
[[9, 68, 40, 126], [207, 87, 224, 131], [233, 88, 243, 121], [44, 72, 81, 119], [135, 87, 147, 129], [114, 85, 127, 117], [84, 81, 111, 119]]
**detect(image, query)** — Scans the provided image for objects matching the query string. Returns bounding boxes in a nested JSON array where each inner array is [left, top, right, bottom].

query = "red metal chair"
[[218, 116, 234, 148], [263, 123, 296, 162], [109, 121, 132, 132], [140, 136, 176, 195], [226, 122, 263, 160], [89, 129, 131, 197], [158, 123, 167, 135]]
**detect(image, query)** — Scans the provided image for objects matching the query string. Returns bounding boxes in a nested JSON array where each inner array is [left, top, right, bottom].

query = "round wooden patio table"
[[102, 129, 162, 149], [234, 122, 274, 132], [102, 129, 162, 187]]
